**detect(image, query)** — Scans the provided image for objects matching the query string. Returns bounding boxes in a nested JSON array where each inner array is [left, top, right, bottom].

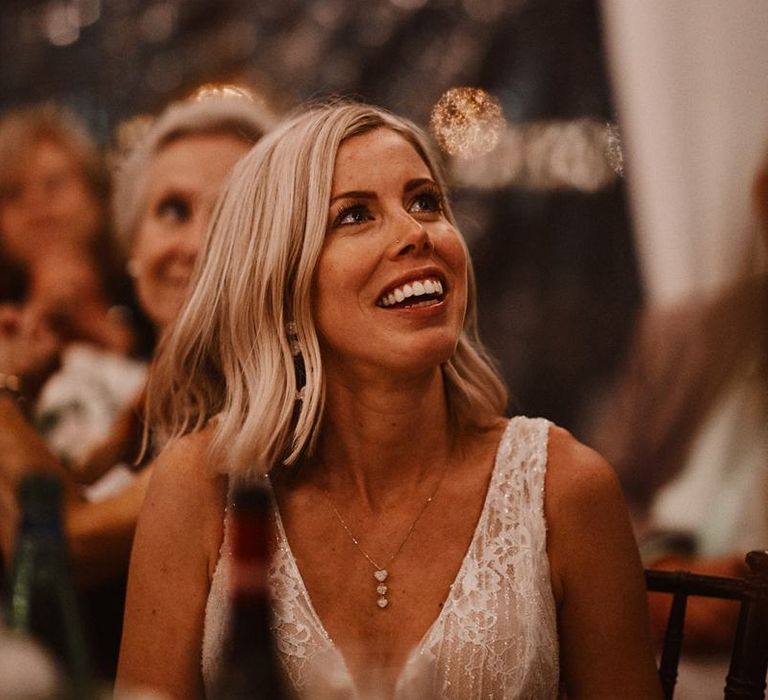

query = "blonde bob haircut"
[[148, 101, 508, 477]]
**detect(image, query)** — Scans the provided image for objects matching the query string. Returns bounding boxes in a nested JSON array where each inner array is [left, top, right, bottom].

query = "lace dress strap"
[[201, 491, 231, 695], [398, 415, 559, 698]]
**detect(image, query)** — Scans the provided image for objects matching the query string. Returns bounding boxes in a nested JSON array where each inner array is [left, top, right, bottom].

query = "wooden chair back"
[[645, 550, 768, 700]]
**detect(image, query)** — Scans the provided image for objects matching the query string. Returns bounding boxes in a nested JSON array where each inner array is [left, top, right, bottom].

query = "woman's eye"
[[409, 190, 442, 214], [333, 204, 372, 227], [157, 196, 191, 224]]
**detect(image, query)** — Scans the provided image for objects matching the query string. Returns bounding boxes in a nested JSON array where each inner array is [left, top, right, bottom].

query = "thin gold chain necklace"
[[323, 465, 448, 610]]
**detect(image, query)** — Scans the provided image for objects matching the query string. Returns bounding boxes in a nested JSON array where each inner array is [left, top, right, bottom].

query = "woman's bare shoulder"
[[544, 425, 635, 600], [141, 425, 227, 558], [149, 425, 224, 495], [545, 425, 623, 512]]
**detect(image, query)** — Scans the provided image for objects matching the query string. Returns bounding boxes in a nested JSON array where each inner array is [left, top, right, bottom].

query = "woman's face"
[[313, 127, 468, 379], [131, 132, 250, 331], [0, 139, 102, 261]]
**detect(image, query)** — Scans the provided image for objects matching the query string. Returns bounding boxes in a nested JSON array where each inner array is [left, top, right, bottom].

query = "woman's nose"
[[390, 214, 434, 258]]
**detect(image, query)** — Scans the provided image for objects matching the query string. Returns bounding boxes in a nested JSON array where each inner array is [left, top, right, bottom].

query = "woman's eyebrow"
[[329, 190, 375, 204], [403, 178, 437, 193], [330, 179, 436, 204]]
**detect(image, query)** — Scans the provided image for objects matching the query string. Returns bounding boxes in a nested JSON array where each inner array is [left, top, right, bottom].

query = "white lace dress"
[[202, 416, 559, 699]]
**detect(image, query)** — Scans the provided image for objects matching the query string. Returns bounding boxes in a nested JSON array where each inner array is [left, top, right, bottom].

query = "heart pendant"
[[374, 569, 388, 582]]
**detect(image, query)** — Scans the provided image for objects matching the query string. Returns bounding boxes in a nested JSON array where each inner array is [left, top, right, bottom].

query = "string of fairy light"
[[430, 86, 623, 191]]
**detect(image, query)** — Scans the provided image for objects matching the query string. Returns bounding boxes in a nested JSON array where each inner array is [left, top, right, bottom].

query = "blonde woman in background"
[[119, 102, 661, 699], [0, 94, 270, 678]]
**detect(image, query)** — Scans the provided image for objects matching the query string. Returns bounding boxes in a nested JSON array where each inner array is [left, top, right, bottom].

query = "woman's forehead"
[[331, 128, 433, 192]]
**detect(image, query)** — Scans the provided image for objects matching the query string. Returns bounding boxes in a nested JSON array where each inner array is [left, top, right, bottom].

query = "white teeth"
[[378, 278, 445, 307], [403, 298, 435, 309]]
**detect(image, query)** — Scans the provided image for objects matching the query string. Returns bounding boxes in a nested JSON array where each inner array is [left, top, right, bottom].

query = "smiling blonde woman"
[[119, 102, 662, 700]]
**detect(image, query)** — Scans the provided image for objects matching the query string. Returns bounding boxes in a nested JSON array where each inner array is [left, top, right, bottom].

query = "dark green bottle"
[[210, 484, 292, 699], [5, 473, 96, 699]]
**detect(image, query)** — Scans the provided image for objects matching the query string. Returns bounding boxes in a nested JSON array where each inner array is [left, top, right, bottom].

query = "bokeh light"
[[604, 122, 624, 177], [44, 2, 80, 47], [451, 118, 621, 192], [430, 87, 506, 160], [190, 83, 256, 102]]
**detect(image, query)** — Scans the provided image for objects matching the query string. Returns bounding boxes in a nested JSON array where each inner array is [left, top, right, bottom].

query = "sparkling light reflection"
[[604, 122, 624, 177], [190, 83, 256, 102], [451, 119, 623, 192], [430, 87, 505, 160]]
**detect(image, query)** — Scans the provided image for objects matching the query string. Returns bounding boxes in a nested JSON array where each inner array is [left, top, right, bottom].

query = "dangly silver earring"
[[286, 321, 306, 401]]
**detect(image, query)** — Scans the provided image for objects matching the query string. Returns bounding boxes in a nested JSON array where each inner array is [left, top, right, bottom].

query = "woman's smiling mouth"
[[377, 277, 445, 309]]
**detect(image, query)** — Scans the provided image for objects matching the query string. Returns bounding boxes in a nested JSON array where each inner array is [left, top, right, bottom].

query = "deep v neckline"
[[270, 418, 513, 692]]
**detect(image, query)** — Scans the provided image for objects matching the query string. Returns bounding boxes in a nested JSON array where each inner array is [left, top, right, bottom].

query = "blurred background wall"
[[602, 0, 768, 307], [0, 0, 642, 434]]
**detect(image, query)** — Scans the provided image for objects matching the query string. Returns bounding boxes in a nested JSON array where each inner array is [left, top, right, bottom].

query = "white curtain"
[[600, 0, 768, 307]]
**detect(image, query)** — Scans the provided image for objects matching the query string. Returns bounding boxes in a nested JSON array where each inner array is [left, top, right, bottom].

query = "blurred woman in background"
[[0, 93, 271, 678], [0, 103, 137, 354]]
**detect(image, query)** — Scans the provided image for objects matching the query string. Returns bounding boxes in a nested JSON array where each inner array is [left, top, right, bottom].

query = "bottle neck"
[[226, 487, 278, 656], [230, 508, 272, 598]]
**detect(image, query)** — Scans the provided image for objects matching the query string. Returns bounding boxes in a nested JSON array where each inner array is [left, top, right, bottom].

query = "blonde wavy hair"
[[148, 101, 507, 477]]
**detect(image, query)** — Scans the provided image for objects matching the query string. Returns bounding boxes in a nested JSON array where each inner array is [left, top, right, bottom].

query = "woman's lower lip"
[[380, 298, 447, 315]]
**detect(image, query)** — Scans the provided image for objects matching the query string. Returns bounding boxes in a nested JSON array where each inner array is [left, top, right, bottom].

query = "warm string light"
[[449, 118, 624, 192], [604, 122, 624, 178], [430, 87, 506, 160], [190, 83, 256, 102], [43, 0, 101, 47]]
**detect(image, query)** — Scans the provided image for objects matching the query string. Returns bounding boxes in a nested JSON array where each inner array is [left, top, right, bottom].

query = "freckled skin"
[[313, 128, 468, 384]]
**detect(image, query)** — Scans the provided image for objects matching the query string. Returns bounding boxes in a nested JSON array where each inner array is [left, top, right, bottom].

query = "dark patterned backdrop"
[[0, 0, 642, 434]]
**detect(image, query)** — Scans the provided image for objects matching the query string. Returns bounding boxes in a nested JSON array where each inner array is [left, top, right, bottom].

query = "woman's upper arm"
[[117, 432, 224, 700], [546, 427, 662, 700]]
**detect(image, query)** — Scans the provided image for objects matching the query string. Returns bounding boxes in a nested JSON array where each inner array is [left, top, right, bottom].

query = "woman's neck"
[[309, 367, 457, 511]]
